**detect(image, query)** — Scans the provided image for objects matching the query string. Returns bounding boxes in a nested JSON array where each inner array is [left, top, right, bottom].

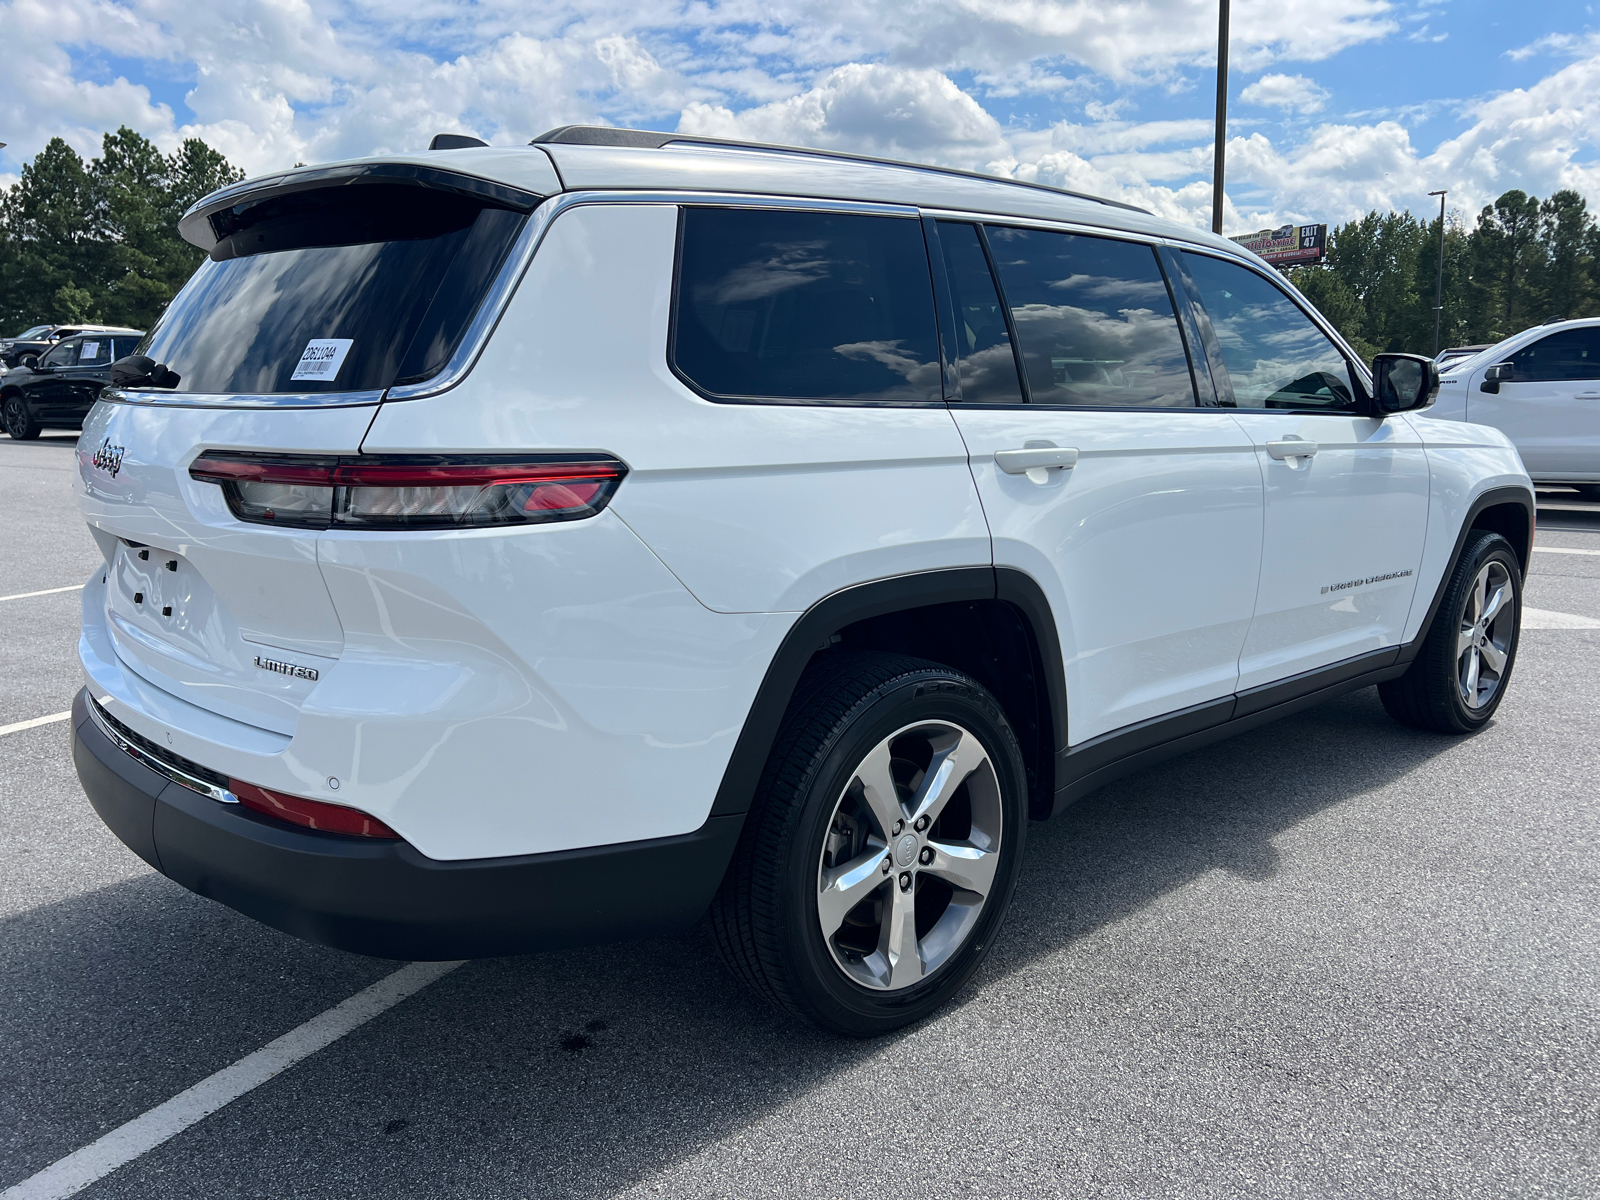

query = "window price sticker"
[[290, 339, 354, 382]]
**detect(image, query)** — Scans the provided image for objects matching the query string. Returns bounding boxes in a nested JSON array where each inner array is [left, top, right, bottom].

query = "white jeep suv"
[[73, 128, 1533, 1035]]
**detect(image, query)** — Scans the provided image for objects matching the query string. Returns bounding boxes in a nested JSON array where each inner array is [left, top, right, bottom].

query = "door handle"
[[1575, 392, 1600, 399], [1266, 438, 1318, 461], [995, 446, 1079, 477]]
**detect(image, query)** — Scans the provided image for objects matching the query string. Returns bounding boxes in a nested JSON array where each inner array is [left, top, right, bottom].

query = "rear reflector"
[[189, 452, 627, 530], [230, 780, 401, 839]]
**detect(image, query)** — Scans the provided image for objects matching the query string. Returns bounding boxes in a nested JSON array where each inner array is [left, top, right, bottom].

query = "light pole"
[[1212, 0, 1230, 234], [1428, 189, 1447, 356]]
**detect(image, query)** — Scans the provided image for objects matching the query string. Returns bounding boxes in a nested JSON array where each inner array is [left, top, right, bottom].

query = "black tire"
[[3, 394, 40, 440], [710, 651, 1028, 1036], [1379, 530, 1522, 733]]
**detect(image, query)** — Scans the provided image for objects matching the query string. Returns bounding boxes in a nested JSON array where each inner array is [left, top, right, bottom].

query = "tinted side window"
[[673, 208, 941, 403], [936, 222, 1024, 404], [41, 341, 77, 368], [1509, 328, 1600, 381], [985, 227, 1194, 407], [1182, 252, 1356, 410]]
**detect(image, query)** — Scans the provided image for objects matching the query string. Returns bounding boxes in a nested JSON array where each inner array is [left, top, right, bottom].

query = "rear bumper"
[[71, 689, 743, 959]]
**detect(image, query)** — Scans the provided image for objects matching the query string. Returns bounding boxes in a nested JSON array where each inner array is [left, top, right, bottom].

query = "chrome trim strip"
[[385, 189, 922, 401], [86, 697, 239, 804], [102, 388, 386, 411]]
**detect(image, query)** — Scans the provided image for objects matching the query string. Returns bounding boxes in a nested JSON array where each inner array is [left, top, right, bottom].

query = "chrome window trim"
[[102, 387, 388, 410], [86, 696, 239, 805]]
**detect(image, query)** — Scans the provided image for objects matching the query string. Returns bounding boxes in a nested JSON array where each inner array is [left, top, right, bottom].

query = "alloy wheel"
[[1457, 559, 1515, 709], [815, 720, 1003, 992]]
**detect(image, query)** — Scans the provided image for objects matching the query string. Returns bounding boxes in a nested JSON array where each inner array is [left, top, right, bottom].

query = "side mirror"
[[1480, 362, 1514, 394], [20, 355, 39, 370], [1370, 352, 1439, 414]]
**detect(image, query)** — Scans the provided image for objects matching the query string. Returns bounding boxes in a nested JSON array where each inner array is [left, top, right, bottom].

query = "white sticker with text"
[[290, 339, 354, 382], [80, 340, 101, 361]]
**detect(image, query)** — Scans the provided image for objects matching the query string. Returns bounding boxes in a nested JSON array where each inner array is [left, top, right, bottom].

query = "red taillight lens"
[[230, 780, 401, 839], [189, 453, 627, 530]]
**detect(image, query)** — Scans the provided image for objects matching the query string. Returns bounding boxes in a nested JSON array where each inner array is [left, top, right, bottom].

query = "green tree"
[[1322, 210, 1427, 353], [1411, 212, 1473, 353], [0, 138, 99, 332], [1467, 190, 1545, 340], [1536, 189, 1597, 320], [0, 128, 244, 335]]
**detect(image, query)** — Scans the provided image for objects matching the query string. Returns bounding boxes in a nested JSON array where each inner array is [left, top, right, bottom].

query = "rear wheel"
[[3, 394, 40, 440], [1379, 530, 1521, 733], [710, 652, 1028, 1036]]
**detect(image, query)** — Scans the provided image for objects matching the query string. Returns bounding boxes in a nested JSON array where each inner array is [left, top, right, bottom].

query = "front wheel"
[[710, 652, 1028, 1036], [3, 395, 40, 440], [1379, 530, 1522, 733]]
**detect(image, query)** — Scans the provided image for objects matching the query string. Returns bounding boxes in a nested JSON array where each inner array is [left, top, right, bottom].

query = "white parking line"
[[1534, 545, 1600, 556], [0, 584, 84, 602], [0, 711, 72, 737], [1523, 607, 1600, 630], [1, 960, 464, 1200]]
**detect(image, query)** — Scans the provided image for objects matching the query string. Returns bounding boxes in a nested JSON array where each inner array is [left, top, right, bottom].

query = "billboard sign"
[[1229, 223, 1327, 266]]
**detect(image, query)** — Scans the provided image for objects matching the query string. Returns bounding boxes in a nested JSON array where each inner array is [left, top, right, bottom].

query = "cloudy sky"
[[2, 0, 1596, 233]]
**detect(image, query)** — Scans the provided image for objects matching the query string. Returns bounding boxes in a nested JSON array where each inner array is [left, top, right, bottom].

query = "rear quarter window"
[[672, 207, 942, 404]]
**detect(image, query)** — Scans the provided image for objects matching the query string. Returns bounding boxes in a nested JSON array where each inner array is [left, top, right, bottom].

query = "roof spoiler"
[[177, 161, 544, 255]]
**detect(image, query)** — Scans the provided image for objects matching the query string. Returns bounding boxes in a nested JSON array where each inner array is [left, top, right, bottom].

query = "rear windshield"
[[135, 183, 527, 394]]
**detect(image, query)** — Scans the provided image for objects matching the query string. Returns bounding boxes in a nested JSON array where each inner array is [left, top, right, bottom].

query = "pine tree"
[[1537, 190, 1595, 321], [0, 128, 244, 336], [1468, 190, 1545, 340]]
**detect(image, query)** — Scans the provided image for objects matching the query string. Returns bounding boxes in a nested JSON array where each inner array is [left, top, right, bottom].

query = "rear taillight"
[[230, 780, 401, 838], [189, 452, 627, 530]]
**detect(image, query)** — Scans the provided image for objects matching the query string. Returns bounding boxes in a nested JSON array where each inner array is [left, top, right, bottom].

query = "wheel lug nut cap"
[[898, 872, 912, 891]]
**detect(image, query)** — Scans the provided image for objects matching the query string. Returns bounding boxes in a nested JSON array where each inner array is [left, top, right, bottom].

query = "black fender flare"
[[708, 566, 1068, 817]]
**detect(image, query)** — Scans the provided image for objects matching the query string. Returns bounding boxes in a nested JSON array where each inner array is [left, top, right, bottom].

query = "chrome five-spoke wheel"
[[1457, 559, 1515, 709], [710, 652, 1026, 1035], [817, 720, 1002, 992], [1379, 529, 1522, 734]]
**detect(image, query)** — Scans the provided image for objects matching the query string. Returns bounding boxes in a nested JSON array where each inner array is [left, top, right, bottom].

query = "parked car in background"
[[1428, 318, 1600, 497], [1, 330, 144, 438], [1435, 344, 1492, 371], [0, 324, 142, 369]]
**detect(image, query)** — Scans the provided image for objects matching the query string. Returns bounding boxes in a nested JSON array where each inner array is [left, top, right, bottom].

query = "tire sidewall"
[[1440, 533, 1522, 729], [775, 671, 1028, 1035], [4, 395, 35, 439]]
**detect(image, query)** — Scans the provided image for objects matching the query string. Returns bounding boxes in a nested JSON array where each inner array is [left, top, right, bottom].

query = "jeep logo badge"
[[91, 437, 125, 478]]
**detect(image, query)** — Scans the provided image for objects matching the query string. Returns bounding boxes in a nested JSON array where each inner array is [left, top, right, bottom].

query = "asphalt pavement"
[[1, 431, 1595, 1199]]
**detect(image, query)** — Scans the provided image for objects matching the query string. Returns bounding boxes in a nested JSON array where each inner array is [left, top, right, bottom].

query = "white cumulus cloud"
[[1239, 73, 1332, 113]]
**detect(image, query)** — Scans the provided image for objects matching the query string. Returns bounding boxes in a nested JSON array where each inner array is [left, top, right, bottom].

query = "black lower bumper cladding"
[[70, 689, 742, 960]]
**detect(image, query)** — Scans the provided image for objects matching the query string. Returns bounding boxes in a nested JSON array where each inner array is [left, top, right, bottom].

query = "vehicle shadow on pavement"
[[1, 687, 1466, 1198]]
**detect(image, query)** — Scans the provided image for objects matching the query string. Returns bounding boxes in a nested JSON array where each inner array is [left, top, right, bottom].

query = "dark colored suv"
[[1, 331, 144, 438], [0, 324, 142, 369]]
